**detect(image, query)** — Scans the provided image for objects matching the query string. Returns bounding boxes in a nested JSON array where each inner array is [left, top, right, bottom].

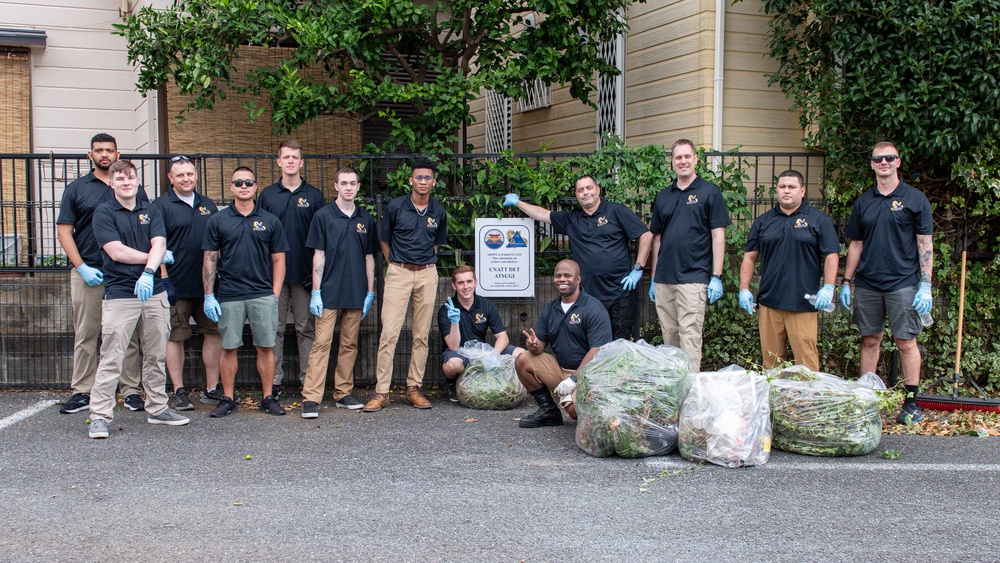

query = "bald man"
[[515, 260, 612, 428]]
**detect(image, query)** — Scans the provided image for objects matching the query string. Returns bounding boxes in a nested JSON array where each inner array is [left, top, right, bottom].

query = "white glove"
[[554, 378, 576, 397], [558, 395, 575, 409]]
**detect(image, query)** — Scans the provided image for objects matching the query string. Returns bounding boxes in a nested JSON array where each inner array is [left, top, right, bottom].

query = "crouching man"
[[439, 265, 524, 402], [514, 260, 611, 427]]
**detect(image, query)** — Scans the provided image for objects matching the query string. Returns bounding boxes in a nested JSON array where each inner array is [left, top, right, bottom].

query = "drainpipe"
[[711, 0, 725, 168]]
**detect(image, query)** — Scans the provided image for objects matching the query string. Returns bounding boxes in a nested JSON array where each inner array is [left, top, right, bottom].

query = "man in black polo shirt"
[[300, 167, 378, 418], [365, 158, 448, 412], [737, 170, 840, 370], [438, 265, 524, 402], [503, 174, 651, 340], [515, 260, 612, 428], [202, 167, 290, 418], [87, 159, 189, 438], [841, 141, 934, 424], [257, 140, 325, 398], [56, 133, 148, 414], [150, 155, 222, 411], [649, 139, 732, 372]]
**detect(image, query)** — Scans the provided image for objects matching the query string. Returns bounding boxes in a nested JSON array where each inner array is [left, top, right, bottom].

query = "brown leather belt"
[[391, 261, 434, 271]]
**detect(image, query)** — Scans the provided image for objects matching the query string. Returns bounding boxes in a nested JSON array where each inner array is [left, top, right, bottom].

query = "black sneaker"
[[209, 397, 237, 418], [172, 387, 195, 411], [124, 394, 145, 411], [301, 401, 319, 419], [448, 381, 459, 403], [895, 401, 925, 424], [260, 395, 286, 416], [271, 384, 283, 401], [200, 384, 225, 405], [59, 393, 90, 414], [335, 395, 363, 410]]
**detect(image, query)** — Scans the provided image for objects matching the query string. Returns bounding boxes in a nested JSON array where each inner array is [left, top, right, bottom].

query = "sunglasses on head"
[[871, 154, 899, 164], [232, 179, 256, 187], [170, 155, 191, 162]]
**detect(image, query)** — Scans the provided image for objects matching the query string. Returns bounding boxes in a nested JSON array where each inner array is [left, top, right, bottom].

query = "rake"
[[916, 220, 1000, 413]]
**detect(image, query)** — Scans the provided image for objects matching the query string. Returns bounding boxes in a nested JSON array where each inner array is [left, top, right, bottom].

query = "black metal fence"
[[0, 151, 828, 390]]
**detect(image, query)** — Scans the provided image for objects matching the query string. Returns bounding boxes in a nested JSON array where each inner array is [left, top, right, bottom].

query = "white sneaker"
[[89, 419, 109, 439]]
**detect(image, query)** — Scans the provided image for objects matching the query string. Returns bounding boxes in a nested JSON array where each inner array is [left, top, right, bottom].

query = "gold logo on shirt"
[[794, 218, 809, 229], [252, 221, 267, 232], [426, 217, 438, 228], [139, 213, 150, 225], [475, 313, 486, 324], [597, 216, 608, 226], [568, 313, 581, 325], [198, 206, 212, 215], [891, 201, 905, 211], [297, 197, 310, 208], [687, 194, 699, 205], [356, 223, 367, 234]]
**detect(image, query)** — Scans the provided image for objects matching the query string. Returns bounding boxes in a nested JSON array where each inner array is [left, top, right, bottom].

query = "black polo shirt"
[[56, 171, 150, 268], [550, 200, 649, 301], [437, 293, 506, 347], [150, 189, 219, 299], [202, 204, 290, 303], [535, 290, 612, 370], [650, 177, 732, 284], [92, 198, 165, 300], [379, 194, 448, 265], [745, 201, 840, 312], [306, 203, 378, 309], [844, 181, 932, 292], [257, 180, 325, 284]]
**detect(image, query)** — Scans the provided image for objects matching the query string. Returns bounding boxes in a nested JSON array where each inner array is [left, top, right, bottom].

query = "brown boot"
[[406, 386, 432, 409], [362, 393, 389, 412]]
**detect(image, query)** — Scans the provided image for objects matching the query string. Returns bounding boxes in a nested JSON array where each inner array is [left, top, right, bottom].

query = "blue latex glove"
[[839, 285, 851, 310], [309, 289, 323, 318], [162, 277, 177, 306], [814, 283, 835, 311], [162, 250, 175, 265], [134, 272, 154, 302], [361, 291, 375, 319], [204, 294, 221, 323], [620, 269, 642, 292], [648, 278, 656, 303], [912, 282, 932, 315], [76, 263, 104, 287], [445, 297, 462, 324], [502, 193, 520, 207], [707, 277, 723, 304], [738, 289, 755, 315]]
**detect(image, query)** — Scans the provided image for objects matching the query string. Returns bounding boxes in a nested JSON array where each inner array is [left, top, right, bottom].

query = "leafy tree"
[[115, 0, 638, 155]]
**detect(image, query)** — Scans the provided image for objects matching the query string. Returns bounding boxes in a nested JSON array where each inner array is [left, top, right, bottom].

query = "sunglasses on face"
[[871, 155, 899, 164], [231, 179, 256, 187], [412, 175, 434, 181]]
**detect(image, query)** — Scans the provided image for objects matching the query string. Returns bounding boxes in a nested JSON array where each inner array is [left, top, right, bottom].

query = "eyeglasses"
[[412, 175, 434, 181], [871, 155, 899, 164], [170, 155, 191, 162], [231, 179, 256, 187]]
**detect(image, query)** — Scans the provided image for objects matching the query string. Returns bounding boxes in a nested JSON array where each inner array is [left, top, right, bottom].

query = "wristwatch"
[[711, 274, 723, 280], [633, 263, 643, 271], [143, 267, 155, 275], [842, 277, 852, 285]]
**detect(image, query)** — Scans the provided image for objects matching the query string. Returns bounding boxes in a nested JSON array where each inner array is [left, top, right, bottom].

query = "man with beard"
[[514, 260, 612, 428], [56, 133, 148, 414]]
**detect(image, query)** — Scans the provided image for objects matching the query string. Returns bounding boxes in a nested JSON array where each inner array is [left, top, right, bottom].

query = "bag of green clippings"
[[768, 366, 884, 457], [575, 339, 692, 458], [456, 341, 526, 410]]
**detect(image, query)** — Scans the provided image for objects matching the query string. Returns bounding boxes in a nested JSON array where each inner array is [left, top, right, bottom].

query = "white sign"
[[475, 218, 534, 297]]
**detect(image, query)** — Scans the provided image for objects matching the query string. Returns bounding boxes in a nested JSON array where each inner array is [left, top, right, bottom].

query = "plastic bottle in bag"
[[804, 293, 836, 313]]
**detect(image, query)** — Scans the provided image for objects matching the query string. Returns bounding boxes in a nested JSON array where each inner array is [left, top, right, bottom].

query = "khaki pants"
[[758, 305, 820, 371], [374, 264, 437, 394], [302, 308, 363, 403], [70, 268, 142, 395], [520, 352, 577, 404], [274, 282, 315, 385], [654, 282, 707, 372], [89, 294, 170, 422]]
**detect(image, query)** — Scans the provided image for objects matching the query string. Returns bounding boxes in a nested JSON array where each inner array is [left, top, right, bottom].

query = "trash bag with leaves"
[[575, 339, 692, 458], [768, 366, 884, 457], [456, 341, 525, 410], [678, 367, 772, 468]]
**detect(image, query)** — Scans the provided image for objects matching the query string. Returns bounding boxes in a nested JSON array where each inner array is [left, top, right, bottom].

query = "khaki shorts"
[[169, 297, 219, 341], [219, 294, 279, 350]]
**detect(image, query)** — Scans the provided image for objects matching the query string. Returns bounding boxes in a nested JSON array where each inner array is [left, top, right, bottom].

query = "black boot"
[[519, 388, 563, 428]]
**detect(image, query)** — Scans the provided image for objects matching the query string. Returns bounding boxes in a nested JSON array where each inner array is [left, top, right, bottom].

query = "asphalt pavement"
[[1, 389, 999, 562]]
